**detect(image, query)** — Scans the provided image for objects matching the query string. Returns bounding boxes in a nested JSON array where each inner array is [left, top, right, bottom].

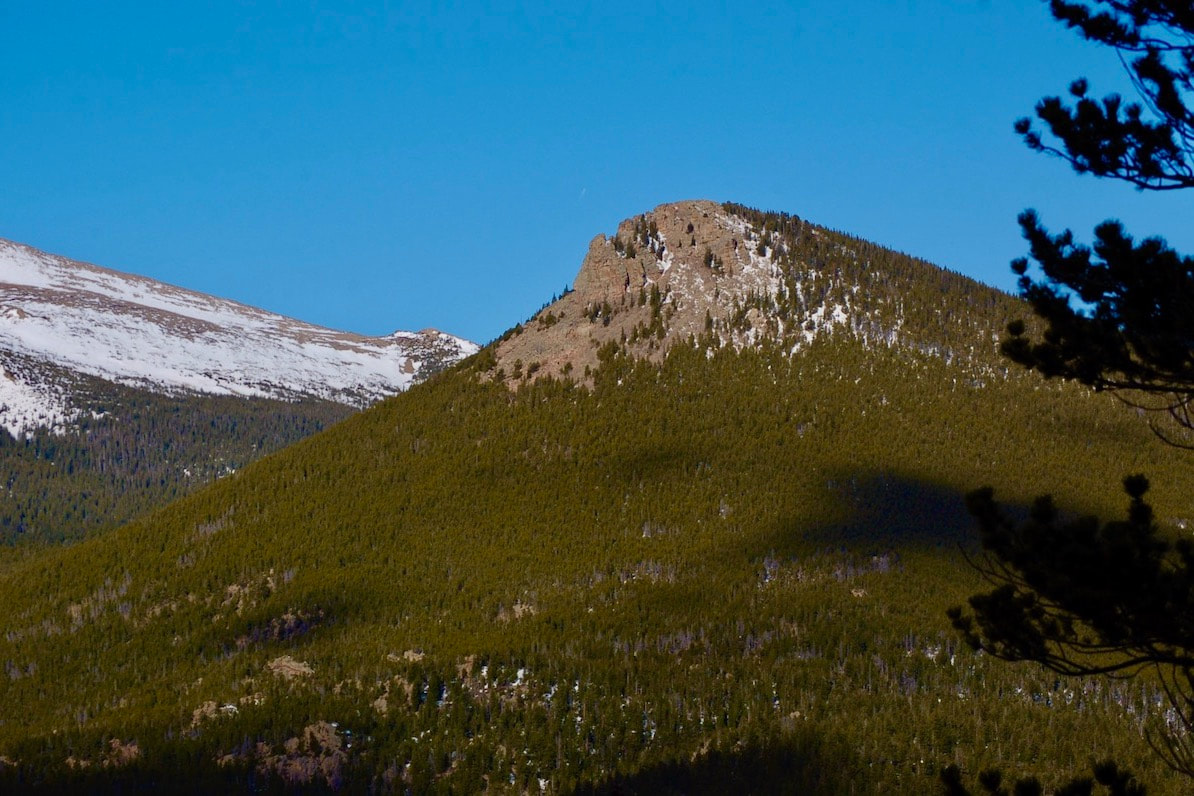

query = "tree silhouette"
[[952, 477, 1194, 775], [1001, 0, 1194, 442], [951, 0, 1194, 783], [940, 759, 1145, 795]]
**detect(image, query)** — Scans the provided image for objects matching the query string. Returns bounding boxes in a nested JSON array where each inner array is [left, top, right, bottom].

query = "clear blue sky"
[[2, 1, 1191, 344]]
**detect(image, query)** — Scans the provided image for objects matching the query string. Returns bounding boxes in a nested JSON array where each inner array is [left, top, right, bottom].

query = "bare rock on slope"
[[490, 199, 799, 382]]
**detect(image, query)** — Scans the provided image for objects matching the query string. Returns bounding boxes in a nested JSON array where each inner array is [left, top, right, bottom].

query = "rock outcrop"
[[491, 200, 802, 382]]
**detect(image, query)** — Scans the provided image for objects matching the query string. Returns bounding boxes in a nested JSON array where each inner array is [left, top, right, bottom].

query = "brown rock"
[[490, 200, 787, 384]]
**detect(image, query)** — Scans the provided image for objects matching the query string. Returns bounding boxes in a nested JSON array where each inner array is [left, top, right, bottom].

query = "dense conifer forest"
[[0, 370, 350, 546], [2, 324, 1192, 791], [2, 205, 1190, 792]]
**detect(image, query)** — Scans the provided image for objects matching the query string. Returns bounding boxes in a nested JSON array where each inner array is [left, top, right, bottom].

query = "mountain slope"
[[0, 238, 477, 544], [489, 200, 1007, 384], [0, 237, 477, 436], [1, 203, 1189, 792], [0, 381, 351, 544]]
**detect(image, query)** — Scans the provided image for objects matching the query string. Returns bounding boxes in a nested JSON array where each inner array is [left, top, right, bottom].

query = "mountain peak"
[[0, 238, 478, 435], [487, 200, 1014, 385], [488, 200, 836, 382]]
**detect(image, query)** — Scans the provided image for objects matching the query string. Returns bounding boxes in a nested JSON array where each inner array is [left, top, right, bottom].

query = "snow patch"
[[0, 238, 478, 434]]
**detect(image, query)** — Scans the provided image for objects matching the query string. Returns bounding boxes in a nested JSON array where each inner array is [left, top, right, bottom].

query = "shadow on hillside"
[[569, 726, 873, 796], [791, 470, 1011, 550], [1, 730, 873, 796], [821, 472, 979, 548], [603, 442, 699, 485]]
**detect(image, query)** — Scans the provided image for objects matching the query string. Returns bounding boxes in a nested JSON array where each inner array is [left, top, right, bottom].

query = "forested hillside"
[[0, 234, 477, 546], [2, 204, 1189, 792], [0, 363, 350, 545]]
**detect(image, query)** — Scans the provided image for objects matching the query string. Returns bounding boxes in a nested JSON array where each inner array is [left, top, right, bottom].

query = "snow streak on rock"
[[492, 200, 909, 384]]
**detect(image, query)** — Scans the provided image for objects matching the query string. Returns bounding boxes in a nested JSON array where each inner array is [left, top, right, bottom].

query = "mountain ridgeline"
[[487, 200, 1010, 385], [0, 239, 477, 544], [2, 201, 1191, 793]]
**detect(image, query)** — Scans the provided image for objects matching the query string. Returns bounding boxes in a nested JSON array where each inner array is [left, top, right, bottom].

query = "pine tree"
[[953, 0, 1194, 781], [1003, 1, 1194, 441]]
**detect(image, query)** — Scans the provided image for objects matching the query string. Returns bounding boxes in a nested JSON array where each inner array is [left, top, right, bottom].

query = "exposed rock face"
[[491, 200, 800, 382], [236, 721, 347, 789], [63, 738, 141, 770], [488, 198, 1010, 388], [267, 655, 315, 681], [571, 199, 755, 303]]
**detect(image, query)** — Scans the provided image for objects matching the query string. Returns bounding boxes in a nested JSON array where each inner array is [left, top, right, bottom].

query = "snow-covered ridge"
[[0, 238, 478, 435]]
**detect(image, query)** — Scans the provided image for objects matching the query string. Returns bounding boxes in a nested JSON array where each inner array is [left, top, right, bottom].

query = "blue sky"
[[2, 1, 1191, 344]]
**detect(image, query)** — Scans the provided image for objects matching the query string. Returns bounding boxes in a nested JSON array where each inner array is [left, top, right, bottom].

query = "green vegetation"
[[1, 198, 1191, 791], [0, 369, 349, 546], [0, 321, 1192, 791]]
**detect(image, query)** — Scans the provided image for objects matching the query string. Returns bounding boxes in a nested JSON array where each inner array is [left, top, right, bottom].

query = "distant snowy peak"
[[0, 237, 478, 435]]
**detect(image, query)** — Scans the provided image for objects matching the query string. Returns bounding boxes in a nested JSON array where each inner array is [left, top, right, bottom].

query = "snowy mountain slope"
[[0, 238, 477, 436]]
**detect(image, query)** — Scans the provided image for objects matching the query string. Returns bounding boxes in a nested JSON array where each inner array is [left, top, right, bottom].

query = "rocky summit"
[[490, 200, 1006, 384]]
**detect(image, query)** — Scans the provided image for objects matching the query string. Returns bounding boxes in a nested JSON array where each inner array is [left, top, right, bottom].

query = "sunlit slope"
[[0, 235, 478, 433], [1, 330, 1191, 791]]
